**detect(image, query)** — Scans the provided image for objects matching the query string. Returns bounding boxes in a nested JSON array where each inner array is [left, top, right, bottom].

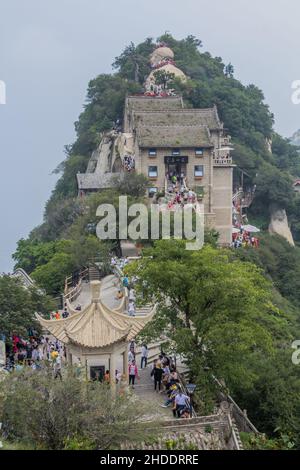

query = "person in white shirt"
[[174, 390, 190, 418], [128, 300, 135, 317], [128, 349, 135, 363], [140, 344, 148, 369], [129, 288, 135, 302]]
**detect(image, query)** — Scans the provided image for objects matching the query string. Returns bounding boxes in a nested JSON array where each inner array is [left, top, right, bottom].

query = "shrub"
[[0, 367, 150, 450]]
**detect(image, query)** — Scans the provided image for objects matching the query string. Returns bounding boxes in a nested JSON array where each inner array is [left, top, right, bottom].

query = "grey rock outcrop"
[[269, 207, 295, 246]]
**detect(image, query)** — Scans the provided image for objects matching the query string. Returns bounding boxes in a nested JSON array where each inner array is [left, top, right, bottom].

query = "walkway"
[[69, 274, 122, 311], [133, 366, 173, 421]]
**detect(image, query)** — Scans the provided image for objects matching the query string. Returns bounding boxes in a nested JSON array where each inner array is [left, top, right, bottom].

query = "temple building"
[[36, 281, 155, 390], [77, 45, 234, 245]]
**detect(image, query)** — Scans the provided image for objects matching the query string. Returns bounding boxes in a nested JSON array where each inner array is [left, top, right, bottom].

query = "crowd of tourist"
[[123, 154, 135, 172], [165, 173, 197, 210], [2, 334, 65, 379], [151, 57, 177, 70], [231, 228, 260, 249], [127, 342, 191, 419]]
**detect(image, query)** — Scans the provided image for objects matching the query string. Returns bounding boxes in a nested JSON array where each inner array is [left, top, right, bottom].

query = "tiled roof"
[[133, 107, 222, 129], [36, 281, 155, 348], [137, 125, 213, 148], [126, 95, 183, 112]]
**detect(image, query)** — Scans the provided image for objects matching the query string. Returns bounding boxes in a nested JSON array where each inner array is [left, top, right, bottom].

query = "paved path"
[[70, 275, 122, 311], [133, 366, 174, 421]]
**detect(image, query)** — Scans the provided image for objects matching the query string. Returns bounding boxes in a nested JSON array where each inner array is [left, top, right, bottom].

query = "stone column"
[[67, 349, 72, 366], [110, 351, 116, 394], [123, 346, 129, 382]]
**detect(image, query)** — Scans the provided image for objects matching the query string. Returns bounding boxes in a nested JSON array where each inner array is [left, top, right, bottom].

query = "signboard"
[[164, 156, 188, 164], [0, 340, 5, 366], [195, 186, 205, 199]]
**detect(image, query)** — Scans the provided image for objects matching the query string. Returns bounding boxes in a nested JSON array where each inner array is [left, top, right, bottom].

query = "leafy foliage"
[[127, 240, 300, 443], [0, 276, 53, 339], [0, 367, 150, 450], [111, 172, 149, 197]]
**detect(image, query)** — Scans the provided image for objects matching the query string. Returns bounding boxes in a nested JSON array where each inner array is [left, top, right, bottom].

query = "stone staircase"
[[88, 265, 101, 281], [135, 304, 153, 317]]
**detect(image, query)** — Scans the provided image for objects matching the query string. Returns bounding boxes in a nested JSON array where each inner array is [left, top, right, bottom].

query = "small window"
[[148, 187, 158, 198], [148, 148, 157, 156], [148, 166, 158, 178], [172, 148, 180, 156], [194, 165, 204, 177], [195, 148, 204, 156]]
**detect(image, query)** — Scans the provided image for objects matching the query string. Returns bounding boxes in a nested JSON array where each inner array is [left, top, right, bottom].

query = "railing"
[[232, 188, 255, 209], [12, 268, 35, 289], [232, 188, 243, 203], [64, 267, 89, 304], [177, 370, 197, 418], [241, 191, 255, 209], [213, 156, 233, 165], [213, 376, 259, 435], [112, 265, 129, 312]]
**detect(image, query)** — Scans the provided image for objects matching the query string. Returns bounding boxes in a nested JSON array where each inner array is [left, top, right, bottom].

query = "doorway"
[[90, 365, 105, 382], [167, 163, 187, 182]]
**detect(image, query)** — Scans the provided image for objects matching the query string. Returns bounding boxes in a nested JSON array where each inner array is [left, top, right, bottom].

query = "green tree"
[[127, 241, 277, 394], [0, 276, 53, 339], [111, 172, 149, 197], [153, 70, 176, 89]]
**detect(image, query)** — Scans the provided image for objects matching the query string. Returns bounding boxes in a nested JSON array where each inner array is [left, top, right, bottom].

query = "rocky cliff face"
[[269, 207, 295, 246], [290, 129, 300, 146]]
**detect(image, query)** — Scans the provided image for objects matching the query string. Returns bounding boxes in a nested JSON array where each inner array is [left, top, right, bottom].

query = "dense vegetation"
[[128, 240, 300, 448], [0, 276, 54, 341], [0, 367, 150, 450]]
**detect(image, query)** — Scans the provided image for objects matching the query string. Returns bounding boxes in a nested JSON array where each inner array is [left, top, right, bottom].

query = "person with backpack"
[[122, 276, 129, 288], [151, 362, 164, 392]]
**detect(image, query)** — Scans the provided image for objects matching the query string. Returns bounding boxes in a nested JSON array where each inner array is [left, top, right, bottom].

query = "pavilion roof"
[[36, 281, 155, 349]]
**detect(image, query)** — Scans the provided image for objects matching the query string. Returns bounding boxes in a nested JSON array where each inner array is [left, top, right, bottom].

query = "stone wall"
[[139, 147, 212, 210], [212, 166, 233, 245]]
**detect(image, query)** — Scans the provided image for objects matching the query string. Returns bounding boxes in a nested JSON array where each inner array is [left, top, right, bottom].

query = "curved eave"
[[66, 330, 129, 349]]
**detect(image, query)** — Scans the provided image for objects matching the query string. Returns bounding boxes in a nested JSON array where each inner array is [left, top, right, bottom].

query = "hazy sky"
[[0, 0, 300, 272]]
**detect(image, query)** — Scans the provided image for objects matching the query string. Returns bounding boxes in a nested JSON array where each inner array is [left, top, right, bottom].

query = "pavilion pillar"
[[110, 351, 116, 395], [67, 349, 72, 366], [123, 345, 128, 382]]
